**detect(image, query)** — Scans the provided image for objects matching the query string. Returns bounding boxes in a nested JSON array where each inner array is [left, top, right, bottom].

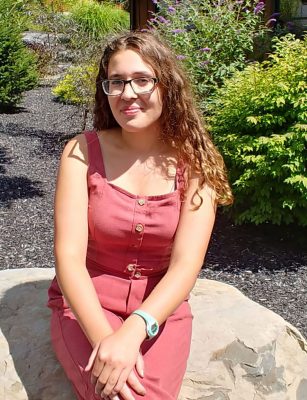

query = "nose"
[[121, 81, 138, 100]]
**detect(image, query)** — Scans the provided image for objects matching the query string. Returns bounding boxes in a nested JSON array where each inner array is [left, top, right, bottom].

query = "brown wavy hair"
[[93, 31, 233, 206]]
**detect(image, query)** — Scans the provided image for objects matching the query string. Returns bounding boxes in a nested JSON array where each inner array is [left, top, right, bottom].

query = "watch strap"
[[132, 310, 159, 339]]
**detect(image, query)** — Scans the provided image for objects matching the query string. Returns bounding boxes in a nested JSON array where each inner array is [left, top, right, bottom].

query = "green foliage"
[[0, 2, 38, 109], [52, 64, 97, 106], [151, 0, 268, 113], [210, 34, 307, 226], [70, 0, 129, 40]]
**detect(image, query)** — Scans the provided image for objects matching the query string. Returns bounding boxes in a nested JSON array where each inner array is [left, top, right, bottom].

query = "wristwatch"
[[132, 310, 159, 340]]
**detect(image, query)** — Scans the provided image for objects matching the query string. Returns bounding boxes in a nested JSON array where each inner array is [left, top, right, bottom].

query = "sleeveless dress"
[[47, 131, 193, 400]]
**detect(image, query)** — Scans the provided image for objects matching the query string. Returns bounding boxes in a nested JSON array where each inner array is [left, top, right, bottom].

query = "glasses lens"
[[131, 78, 155, 94], [102, 80, 124, 95]]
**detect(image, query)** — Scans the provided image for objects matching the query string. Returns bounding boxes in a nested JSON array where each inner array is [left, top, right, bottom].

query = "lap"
[[50, 301, 193, 400]]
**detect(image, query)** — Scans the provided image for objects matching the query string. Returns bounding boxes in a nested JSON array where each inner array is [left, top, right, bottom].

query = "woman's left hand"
[[85, 326, 146, 399]]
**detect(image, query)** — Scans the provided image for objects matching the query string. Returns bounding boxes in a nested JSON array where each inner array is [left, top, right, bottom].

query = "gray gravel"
[[0, 85, 306, 339]]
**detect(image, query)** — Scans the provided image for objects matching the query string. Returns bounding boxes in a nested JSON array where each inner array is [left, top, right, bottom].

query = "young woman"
[[47, 31, 233, 400]]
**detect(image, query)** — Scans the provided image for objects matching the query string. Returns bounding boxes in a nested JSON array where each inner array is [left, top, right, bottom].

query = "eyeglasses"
[[102, 77, 159, 96]]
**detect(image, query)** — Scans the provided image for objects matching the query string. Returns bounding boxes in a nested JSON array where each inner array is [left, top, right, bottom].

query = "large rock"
[[0, 269, 306, 400]]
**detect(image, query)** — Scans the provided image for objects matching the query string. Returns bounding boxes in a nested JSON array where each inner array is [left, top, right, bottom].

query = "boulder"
[[0, 268, 306, 400]]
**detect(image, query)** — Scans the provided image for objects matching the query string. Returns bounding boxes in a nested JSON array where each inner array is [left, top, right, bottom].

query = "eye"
[[110, 80, 123, 87], [134, 78, 151, 86]]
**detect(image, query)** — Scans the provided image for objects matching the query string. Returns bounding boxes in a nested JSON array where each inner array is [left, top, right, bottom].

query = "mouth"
[[121, 106, 142, 116]]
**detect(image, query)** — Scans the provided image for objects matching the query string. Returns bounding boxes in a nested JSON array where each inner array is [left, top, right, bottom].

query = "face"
[[106, 49, 163, 133]]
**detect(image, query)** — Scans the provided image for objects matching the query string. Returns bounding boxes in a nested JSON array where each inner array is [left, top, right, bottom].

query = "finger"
[[119, 383, 136, 400], [110, 367, 129, 397], [135, 352, 144, 378], [85, 343, 100, 371], [102, 368, 121, 396], [91, 359, 106, 386], [95, 363, 114, 394], [127, 370, 146, 396], [108, 395, 120, 400]]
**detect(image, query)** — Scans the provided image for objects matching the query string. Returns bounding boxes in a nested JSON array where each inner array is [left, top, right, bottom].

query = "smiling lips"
[[121, 106, 142, 116]]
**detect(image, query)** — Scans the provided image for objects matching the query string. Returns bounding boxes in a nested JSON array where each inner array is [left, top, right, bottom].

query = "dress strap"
[[84, 131, 106, 177]]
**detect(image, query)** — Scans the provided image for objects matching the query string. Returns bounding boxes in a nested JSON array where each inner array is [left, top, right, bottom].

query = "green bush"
[[70, 0, 129, 40], [210, 34, 307, 226], [0, 3, 38, 109], [151, 0, 268, 113], [52, 63, 97, 106]]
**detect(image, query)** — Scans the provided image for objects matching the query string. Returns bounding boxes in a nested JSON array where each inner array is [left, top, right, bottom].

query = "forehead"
[[107, 49, 155, 78]]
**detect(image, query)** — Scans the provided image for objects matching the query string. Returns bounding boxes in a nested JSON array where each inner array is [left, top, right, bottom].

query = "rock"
[[179, 280, 307, 400], [0, 269, 306, 400]]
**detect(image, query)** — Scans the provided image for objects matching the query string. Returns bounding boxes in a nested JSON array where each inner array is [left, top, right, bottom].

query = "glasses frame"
[[102, 77, 159, 96]]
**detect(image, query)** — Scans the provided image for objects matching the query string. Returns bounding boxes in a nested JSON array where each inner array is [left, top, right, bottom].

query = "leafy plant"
[[150, 0, 268, 113], [52, 63, 97, 106], [0, 2, 38, 109], [209, 34, 307, 226]]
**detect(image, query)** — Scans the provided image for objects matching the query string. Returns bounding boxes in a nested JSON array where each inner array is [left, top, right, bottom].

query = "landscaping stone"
[[1, 268, 306, 400]]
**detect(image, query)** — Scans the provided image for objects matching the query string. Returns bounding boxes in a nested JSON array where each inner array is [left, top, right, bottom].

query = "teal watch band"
[[132, 310, 159, 339]]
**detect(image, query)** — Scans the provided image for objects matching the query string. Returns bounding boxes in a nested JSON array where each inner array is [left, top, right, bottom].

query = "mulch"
[[1, 84, 306, 339]]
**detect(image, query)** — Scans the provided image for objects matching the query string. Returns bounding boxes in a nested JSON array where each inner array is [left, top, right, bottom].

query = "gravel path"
[[1, 85, 306, 339]]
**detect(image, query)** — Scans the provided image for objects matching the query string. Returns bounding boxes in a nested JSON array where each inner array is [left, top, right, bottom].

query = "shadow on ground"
[[0, 176, 44, 208]]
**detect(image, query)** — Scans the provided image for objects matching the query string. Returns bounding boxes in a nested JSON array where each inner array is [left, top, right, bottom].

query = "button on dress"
[[47, 131, 193, 400]]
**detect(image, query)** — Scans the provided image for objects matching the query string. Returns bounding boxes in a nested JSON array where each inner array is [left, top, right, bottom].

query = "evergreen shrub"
[[0, 7, 38, 109], [210, 34, 307, 226]]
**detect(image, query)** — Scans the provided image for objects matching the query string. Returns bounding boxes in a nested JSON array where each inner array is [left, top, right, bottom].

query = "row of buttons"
[[126, 199, 146, 278]]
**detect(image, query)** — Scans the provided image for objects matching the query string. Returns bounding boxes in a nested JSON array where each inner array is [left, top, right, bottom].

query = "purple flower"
[[200, 61, 210, 67], [286, 21, 295, 28], [176, 55, 186, 60], [254, 2, 265, 15], [149, 18, 159, 24], [266, 18, 277, 27], [158, 15, 170, 24], [168, 6, 176, 14], [236, 0, 243, 4], [200, 47, 211, 52], [270, 12, 280, 18], [152, 0, 158, 4], [171, 29, 186, 34]]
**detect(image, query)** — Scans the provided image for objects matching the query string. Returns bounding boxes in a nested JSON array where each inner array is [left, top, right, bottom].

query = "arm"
[[122, 173, 217, 332], [55, 135, 145, 400], [54, 134, 114, 346]]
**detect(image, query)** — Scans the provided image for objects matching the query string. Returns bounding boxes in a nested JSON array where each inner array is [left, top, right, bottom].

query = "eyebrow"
[[108, 71, 154, 79]]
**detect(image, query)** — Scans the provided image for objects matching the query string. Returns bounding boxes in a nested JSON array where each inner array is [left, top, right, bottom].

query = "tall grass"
[[71, 0, 129, 40]]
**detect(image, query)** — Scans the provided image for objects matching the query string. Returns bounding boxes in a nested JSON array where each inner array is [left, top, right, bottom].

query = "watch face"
[[151, 323, 159, 335]]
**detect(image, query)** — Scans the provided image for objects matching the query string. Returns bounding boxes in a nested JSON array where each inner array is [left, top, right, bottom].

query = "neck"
[[120, 126, 162, 154]]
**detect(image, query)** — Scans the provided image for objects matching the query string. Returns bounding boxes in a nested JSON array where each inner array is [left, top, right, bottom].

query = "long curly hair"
[[93, 31, 233, 206]]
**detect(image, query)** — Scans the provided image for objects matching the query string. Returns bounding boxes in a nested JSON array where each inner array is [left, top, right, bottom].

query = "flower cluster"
[[150, 0, 268, 112]]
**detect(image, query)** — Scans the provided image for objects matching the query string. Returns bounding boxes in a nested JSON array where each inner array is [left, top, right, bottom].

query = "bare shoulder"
[[61, 133, 89, 165]]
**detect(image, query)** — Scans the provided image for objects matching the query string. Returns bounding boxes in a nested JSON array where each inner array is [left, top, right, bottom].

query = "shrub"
[[0, 6, 38, 109], [209, 34, 307, 226], [150, 0, 268, 113], [52, 63, 97, 106]]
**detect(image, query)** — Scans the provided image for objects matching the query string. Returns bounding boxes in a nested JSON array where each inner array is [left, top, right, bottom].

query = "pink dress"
[[47, 131, 193, 400]]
